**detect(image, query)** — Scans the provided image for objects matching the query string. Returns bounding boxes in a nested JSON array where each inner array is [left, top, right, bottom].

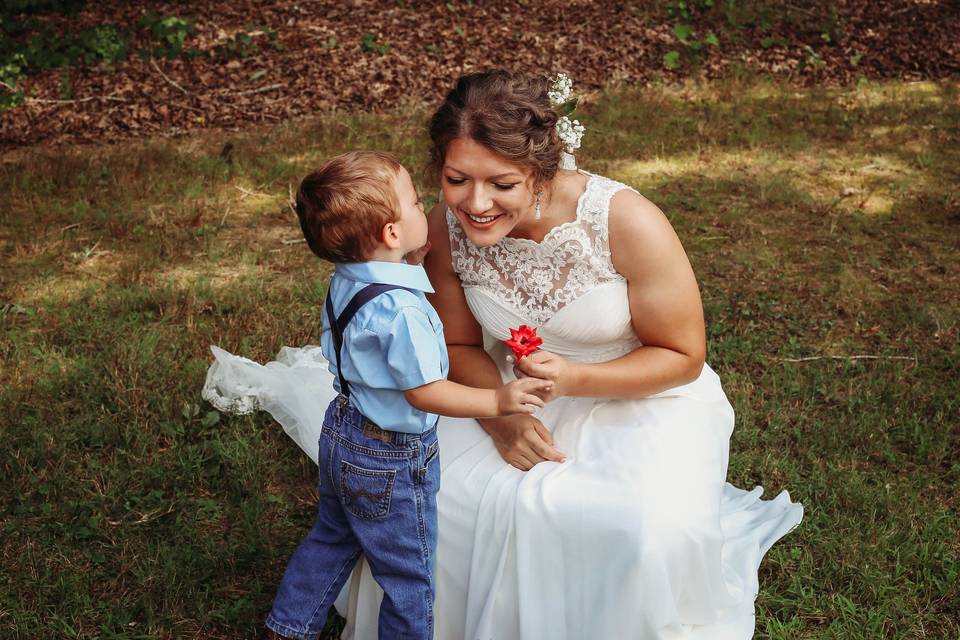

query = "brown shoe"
[[260, 628, 289, 640]]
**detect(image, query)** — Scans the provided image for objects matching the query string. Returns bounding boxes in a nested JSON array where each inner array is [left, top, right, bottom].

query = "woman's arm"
[[422, 202, 491, 385], [423, 202, 565, 469], [517, 189, 706, 399]]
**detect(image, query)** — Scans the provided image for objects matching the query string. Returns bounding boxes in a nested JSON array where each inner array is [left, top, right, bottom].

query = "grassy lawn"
[[2, 77, 958, 639]]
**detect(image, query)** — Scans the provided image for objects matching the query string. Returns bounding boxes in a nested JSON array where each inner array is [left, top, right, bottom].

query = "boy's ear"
[[381, 221, 401, 249]]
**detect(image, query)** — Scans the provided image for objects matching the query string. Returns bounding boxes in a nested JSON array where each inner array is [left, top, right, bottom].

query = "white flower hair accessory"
[[547, 72, 584, 170], [548, 72, 573, 105]]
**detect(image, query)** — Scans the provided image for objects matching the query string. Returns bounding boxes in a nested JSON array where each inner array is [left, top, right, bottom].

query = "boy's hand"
[[495, 377, 553, 416]]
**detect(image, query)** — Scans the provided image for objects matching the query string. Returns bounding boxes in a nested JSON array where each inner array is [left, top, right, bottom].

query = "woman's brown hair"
[[428, 70, 563, 188]]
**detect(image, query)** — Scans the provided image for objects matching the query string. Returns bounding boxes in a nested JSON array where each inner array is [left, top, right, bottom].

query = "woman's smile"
[[460, 208, 507, 228]]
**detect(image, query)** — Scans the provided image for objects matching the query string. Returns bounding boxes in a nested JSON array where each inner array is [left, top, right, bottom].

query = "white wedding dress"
[[203, 173, 803, 639]]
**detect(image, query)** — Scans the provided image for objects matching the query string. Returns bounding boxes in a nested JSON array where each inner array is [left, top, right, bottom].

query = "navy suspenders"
[[324, 283, 411, 398]]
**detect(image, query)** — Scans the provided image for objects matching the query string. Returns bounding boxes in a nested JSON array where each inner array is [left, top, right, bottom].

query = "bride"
[[204, 70, 802, 639]]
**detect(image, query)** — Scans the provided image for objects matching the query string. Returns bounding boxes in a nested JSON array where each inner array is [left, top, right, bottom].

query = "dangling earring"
[[534, 191, 543, 221]]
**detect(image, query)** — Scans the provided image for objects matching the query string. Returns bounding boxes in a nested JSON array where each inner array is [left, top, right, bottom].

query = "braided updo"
[[428, 70, 563, 187]]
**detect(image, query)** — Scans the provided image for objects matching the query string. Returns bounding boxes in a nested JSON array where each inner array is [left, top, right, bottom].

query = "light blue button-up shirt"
[[321, 261, 450, 434]]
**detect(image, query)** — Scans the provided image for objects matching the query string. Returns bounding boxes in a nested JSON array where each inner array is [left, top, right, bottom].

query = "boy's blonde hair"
[[295, 150, 402, 263]]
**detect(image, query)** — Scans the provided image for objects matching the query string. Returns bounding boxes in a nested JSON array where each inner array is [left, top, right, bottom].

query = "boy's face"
[[392, 166, 428, 255]]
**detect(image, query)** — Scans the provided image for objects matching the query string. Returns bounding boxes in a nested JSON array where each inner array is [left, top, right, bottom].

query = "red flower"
[[504, 325, 542, 360]]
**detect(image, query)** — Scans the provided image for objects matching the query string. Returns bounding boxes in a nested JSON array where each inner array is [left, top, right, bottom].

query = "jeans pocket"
[[340, 461, 396, 519]]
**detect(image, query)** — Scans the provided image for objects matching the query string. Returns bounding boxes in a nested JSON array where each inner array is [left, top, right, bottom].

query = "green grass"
[[2, 77, 958, 638]]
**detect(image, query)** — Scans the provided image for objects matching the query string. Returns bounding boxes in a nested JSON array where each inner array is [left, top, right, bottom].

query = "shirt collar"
[[335, 261, 435, 293]]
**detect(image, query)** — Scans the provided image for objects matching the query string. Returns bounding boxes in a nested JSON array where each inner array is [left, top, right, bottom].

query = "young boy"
[[263, 151, 551, 640]]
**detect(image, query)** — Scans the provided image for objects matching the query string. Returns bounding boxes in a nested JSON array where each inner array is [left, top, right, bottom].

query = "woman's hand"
[[403, 240, 432, 265], [513, 350, 580, 402], [479, 414, 566, 471]]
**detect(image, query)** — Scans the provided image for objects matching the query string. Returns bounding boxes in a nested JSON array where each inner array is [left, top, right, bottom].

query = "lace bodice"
[[446, 174, 635, 327], [447, 174, 643, 365]]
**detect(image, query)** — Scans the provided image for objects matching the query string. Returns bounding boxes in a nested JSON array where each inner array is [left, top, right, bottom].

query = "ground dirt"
[[2, 0, 958, 150]]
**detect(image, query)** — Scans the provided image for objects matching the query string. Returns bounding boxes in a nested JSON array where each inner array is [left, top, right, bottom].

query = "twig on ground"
[[778, 354, 918, 364], [108, 504, 176, 526], [217, 83, 285, 97], [282, 238, 306, 245], [217, 99, 282, 121], [234, 185, 270, 199], [28, 95, 128, 105], [1, 79, 129, 104], [172, 101, 204, 114], [151, 59, 190, 96], [287, 183, 298, 218]]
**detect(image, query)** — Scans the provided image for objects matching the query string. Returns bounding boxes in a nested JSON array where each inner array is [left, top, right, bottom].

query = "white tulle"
[[202, 173, 803, 638], [203, 345, 333, 462]]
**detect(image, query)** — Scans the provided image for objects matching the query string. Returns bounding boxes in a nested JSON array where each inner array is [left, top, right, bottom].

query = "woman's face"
[[441, 137, 536, 247]]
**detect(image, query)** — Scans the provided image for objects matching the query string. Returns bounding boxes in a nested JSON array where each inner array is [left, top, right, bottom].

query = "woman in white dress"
[[204, 70, 802, 639]]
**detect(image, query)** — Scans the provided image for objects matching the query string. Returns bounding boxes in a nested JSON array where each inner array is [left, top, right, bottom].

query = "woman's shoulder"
[[573, 172, 644, 222], [582, 172, 635, 197], [577, 172, 667, 239], [602, 180, 686, 275], [607, 184, 665, 229]]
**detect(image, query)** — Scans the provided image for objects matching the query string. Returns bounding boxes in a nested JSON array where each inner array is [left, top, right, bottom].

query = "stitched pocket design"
[[340, 461, 396, 519]]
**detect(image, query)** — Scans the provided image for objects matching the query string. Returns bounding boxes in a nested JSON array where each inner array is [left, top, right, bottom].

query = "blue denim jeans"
[[266, 395, 441, 640]]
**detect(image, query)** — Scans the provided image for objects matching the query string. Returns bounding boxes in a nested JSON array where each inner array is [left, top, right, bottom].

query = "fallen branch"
[[778, 354, 918, 364], [1, 79, 128, 104], [27, 95, 128, 105], [217, 83, 284, 97], [151, 59, 190, 96]]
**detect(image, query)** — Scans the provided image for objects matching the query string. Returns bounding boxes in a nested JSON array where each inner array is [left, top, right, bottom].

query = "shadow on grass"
[[590, 80, 959, 167]]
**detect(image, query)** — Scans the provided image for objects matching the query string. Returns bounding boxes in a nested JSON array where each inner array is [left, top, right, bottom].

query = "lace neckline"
[[500, 172, 595, 248], [446, 172, 627, 327]]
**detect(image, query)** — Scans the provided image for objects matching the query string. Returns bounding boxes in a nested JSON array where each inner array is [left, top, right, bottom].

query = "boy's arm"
[[405, 378, 552, 418], [377, 300, 551, 418]]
